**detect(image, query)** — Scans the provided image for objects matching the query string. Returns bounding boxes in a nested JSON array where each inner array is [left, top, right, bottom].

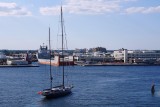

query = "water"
[[0, 65, 160, 107]]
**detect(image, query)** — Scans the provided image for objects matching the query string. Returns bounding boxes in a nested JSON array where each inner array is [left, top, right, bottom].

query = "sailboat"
[[38, 6, 73, 98]]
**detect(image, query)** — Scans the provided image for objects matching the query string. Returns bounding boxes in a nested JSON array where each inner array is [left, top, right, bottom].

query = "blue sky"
[[0, 0, 160, 50]]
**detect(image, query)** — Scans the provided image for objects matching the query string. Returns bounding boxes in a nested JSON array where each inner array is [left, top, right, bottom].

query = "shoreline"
[[0, 64, 39, 67], [78, 63, 160, 66]]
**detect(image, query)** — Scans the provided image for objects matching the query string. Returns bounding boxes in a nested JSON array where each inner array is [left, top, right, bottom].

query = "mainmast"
[[49, 27, 53, 89], [61, 6, 65, 88]]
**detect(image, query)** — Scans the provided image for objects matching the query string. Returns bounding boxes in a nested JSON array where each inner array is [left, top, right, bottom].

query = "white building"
[[73, 51, 113, 62], [114, 49, 160, 63]]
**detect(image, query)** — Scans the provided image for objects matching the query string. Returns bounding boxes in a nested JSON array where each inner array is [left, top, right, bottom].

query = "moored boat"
[[37, 45, 74, 66]]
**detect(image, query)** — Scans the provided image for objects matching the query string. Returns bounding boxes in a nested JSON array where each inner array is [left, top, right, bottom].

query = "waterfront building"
[[73, 50, 114, 63], [113, 49, 160, 64]]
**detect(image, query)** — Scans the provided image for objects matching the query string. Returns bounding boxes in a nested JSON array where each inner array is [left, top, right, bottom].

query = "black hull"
[[45, 90, 72, 99], [40, 85, 73, 99]]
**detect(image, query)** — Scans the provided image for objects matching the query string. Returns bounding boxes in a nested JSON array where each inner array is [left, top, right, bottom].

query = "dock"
[[78, 63, 160, 66]]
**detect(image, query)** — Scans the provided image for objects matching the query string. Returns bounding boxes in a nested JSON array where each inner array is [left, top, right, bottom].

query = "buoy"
[[151, 84, 155, 94]]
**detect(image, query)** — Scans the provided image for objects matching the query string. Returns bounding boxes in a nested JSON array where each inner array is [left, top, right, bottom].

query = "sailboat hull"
[[40, 86, 73, 98], [45, 89, 71, 98]]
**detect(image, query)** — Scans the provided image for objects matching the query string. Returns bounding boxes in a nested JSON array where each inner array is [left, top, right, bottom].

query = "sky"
[[0, 0, 160, 50]]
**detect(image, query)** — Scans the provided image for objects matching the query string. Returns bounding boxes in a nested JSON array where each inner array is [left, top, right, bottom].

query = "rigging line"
[[57, 15, 61, 51], [63, 21, 68, 50], [57, 31, 60, 52], [62, 16, 67, 50], [64, 28, 68, 50], [65, 36, 68, 50], [56, 34, 59, 52], [45, 61, 47, 81]]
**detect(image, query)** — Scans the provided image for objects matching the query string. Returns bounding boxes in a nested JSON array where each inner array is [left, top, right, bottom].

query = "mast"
[[49, 27, 53, 89], [61, 6, 65, 88]]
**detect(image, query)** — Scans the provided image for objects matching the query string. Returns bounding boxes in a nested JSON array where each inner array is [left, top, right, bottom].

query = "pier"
[[79, 63, 160, 66]]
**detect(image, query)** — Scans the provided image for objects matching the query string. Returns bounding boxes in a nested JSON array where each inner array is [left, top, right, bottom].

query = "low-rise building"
[[114, 49, 160, 64]]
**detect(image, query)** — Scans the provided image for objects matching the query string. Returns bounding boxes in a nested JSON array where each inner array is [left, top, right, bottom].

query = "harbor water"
[[1, 65, 160, 107]]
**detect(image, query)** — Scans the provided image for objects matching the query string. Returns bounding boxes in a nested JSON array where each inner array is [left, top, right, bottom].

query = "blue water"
[[0, 65, 160, 107]]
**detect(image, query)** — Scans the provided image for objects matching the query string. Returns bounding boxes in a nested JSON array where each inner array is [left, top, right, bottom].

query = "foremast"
[[49, 27, 53, 89]]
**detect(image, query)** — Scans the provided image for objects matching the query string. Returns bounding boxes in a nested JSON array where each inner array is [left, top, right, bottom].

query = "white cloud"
[[125, 6, 160, 14], [40, 0, 137, 15], [40, 0, 160, 15], [0, 2, 32, 16], [40, 6, 60, 15]]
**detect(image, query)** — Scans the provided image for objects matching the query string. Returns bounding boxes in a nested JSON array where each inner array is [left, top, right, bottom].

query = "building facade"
[[114, 49, 160, 63]]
